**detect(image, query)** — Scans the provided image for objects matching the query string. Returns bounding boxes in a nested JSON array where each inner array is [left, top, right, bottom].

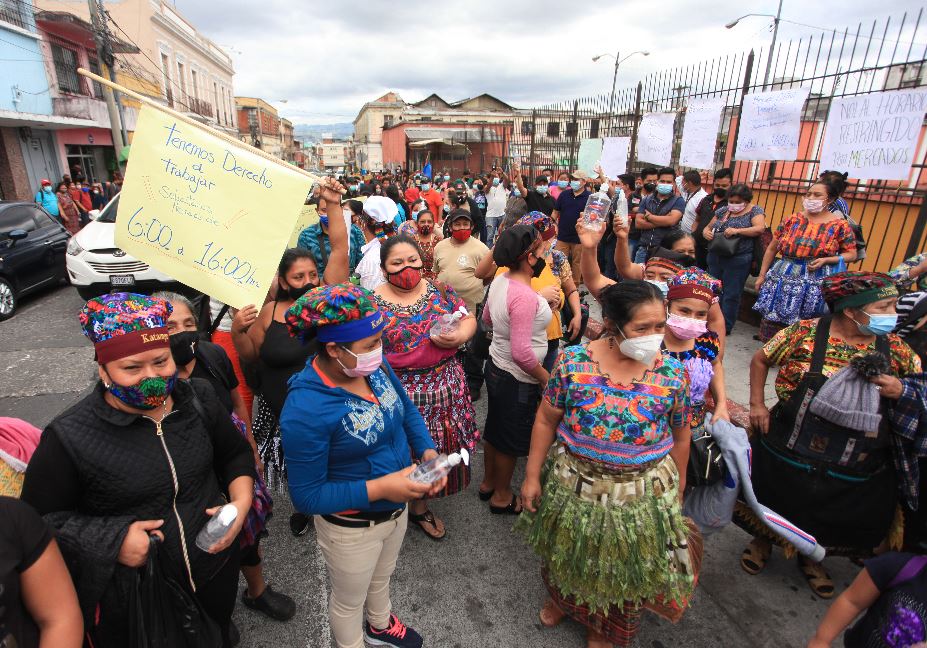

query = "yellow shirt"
[[495, 258, 565, 340]]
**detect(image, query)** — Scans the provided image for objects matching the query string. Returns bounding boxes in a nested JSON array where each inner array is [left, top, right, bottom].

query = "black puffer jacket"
[[20, 378, 254, 628]]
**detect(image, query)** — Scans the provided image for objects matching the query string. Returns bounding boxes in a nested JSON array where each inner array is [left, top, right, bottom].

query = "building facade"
[[235, 97, 282, 158], [352, 92, 405, 172]]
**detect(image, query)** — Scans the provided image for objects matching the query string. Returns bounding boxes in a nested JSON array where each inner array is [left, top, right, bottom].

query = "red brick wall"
[[0, 128, 32, 201]]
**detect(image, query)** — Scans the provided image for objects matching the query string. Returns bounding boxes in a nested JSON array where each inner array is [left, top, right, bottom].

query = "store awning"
[[404, 128, 503, 144], [0, 109, 97, 130]]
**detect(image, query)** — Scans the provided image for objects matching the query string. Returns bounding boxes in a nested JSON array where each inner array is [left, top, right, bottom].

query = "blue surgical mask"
[[656, 183, 674, 196], [421, 183, 431, 191], [43, 186, 52, 193], [570, 180, 582, 192], [443, 205, 450, 213], [444, 175, 450, 181], [557, 180, 568, 189], [492, 178, 500, 187], [319, 214, 329, 227], [645, 279, 669, 297], [349, 185, 358, 192], [535, 185, 548, 195], [855, 312, 898, 336]]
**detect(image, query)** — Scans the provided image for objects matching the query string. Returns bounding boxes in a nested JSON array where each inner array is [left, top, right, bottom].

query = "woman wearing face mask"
[[157, 291, 296, 623], [54, 181, 80, 235], [21, 293, 255, 648], [370, 236, 478, 540], [744, 272, 920, 599], [281, 284, 442, 648], [702, 183, 767, 334], [481, 225, 552, 515], [549, 171, 570, 201], [661, 269, 730, 441], [578, 220, 728, 352], [412, 209, 440, 281], [518, 280, 696, 648], [233, 180, 351, 535], [753, 179, 857, 342]]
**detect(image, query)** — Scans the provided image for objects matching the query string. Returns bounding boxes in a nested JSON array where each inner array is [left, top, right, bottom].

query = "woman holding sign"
[[233, 178, 351, 536], [753, 178, 857, 342]]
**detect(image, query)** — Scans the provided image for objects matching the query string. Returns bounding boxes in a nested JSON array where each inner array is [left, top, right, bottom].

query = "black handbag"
[[130, 537, 222, 648], [687, 426, 726, 487], [707, 231, 741, 257], [471, 282, 493, 360]]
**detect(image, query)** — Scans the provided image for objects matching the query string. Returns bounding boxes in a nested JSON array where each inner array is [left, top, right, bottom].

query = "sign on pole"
[[636, 112, 676, 166], [818, 89, 927, 180], [117, 106, 315, 308], [679, 97, 725, 169], [600, 137, 631, 178], [735, 87, 811, 160]]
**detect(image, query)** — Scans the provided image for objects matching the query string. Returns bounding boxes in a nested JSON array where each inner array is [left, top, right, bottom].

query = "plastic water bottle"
[[613, 188, 628, 230], [582, 188, 612, 232], [195, 503, 238, 551], [409, 449, 470, 485], [429, 308, 466, 338]]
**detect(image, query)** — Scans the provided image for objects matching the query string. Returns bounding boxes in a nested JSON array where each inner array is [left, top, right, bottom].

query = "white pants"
[[314, 509, 408, 648]]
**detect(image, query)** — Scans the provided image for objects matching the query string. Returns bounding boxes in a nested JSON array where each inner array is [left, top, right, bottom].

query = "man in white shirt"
[[353, 196, 396, 290], [485, 171, 509, 245], [677, 170, 708, 234]]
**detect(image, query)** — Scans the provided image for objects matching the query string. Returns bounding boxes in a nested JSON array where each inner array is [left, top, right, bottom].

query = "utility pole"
[[87, 0, 125, 166], [764, 0, 784, 87]]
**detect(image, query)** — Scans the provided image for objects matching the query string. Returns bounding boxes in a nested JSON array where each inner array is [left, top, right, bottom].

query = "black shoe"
[[364, 614, 423, 648], [242, 585, 297, 622], [289, 512, 310, 537]]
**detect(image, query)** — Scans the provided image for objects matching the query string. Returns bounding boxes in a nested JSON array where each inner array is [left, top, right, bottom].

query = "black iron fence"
[[508, 9, 927, 273]]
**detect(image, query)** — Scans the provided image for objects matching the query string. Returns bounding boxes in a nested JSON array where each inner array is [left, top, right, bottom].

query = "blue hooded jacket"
[[281, 356, 434, 515]]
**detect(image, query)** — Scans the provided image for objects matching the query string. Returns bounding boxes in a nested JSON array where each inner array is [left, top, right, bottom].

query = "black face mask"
[[714, 188, 728, 199], [530, 257, 546, 278], [284, 283, 313, 301], [643, 182, 656, 193], [169, 331, 198, 366]]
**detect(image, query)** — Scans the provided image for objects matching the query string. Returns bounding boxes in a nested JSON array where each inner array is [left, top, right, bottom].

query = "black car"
[[0, 201, 69, 320]]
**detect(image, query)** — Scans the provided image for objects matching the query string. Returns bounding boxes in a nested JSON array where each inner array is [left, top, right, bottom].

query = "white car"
[[66, 194, 187, 300]]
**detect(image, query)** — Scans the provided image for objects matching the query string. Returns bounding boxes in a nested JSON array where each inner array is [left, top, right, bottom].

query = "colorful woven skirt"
[[397, 357, 479, 497], [517, 445, 700, 645], [753, 257, 841, 326]]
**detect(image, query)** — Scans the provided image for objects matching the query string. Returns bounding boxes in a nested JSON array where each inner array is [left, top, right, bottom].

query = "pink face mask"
[[666, 312, 707, 340], [726, 202, 747, 214], [337, 345, 383, 377], [803, 198, 826, 214]]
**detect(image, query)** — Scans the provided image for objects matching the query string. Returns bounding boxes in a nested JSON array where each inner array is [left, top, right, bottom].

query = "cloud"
[[174, 0, 920, 125]]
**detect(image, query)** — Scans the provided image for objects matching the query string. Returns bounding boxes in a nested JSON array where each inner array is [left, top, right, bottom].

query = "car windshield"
[[98, 195, 119, 223]]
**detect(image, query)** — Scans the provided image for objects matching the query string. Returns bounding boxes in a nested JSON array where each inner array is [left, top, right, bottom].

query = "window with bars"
[[546, 121, 560, 137], [0, 0, 27, 30], [87, 54, 103, 98], [51, 43, 81, 94], [521, 121, 534, 136], [590, 119, 600, 139], [565, 122, 578, 137]]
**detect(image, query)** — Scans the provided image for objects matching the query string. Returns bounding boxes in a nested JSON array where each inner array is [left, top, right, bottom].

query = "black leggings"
[[197, 542, 241, 648]]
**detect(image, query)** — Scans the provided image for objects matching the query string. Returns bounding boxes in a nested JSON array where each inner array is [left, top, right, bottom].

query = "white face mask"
[[337, 345, 383, 378], [618, 329, 664, 366]]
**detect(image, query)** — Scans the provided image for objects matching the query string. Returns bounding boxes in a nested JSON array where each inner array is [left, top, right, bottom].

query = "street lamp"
[[592, 50, 650, 133], [726, 0, 784, 86]]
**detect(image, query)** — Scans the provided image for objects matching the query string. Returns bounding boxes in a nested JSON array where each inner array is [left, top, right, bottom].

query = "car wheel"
[[0, 277, 17, 321]]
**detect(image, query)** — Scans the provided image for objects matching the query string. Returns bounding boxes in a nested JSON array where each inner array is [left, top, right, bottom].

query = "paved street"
[[0, 284, 859, 648]]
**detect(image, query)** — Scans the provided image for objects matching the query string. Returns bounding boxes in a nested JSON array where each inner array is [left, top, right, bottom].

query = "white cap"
[[447, 448, 470, 467], [363, 196, 398, 224], [217, 504, 238, 525]]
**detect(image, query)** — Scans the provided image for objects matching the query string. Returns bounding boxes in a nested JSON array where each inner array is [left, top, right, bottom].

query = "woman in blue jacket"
[[280, 283, 444, 648]]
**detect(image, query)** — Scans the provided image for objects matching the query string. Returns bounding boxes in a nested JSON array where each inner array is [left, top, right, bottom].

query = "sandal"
[[478, 488, 494, 502], [740, 538, 772, 575], [539, 598, 566, 628], [799, 557, 835, 599], [409, 510, 446, 541], [489, 494, 522, 515]]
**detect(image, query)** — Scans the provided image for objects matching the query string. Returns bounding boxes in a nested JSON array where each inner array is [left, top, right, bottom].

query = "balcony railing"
[[0, 0, 29, 30], [188, 97, 213, 119]]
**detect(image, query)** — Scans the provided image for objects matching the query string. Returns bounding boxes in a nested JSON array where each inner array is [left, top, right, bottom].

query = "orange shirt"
[[420, 189, 444, 220]]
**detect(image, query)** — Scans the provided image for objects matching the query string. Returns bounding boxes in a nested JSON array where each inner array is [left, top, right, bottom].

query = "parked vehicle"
[[66, 194, 192, 301], [0, 201, 69, 320]]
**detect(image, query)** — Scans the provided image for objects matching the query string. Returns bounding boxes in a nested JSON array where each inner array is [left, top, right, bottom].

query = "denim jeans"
[[707, 249, 754, 334], [599, 237, 618, 280], [485, 216, 501, 247], [633, 243, 649, 264]]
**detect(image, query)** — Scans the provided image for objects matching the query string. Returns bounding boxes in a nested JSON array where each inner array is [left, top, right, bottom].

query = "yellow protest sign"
[[117, 105, 315, 307]]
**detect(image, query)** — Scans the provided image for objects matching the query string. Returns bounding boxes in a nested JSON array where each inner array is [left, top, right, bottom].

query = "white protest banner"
[[736, 87, 811, 160], [818, 89, 927, 180], [118, 105, 316, 308], [600, 137, 631, 178], [636, 112, 676, 166], [577, 138, 603, 176], [679, 97, 725, 169]]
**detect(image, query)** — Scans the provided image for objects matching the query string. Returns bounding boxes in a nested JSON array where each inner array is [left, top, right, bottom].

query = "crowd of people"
[[2, 159, 927, 648], [33, 165, 123, 235]]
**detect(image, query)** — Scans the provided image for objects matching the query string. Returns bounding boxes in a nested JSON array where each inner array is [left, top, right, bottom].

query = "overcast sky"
[[174, 0, 919, 125]]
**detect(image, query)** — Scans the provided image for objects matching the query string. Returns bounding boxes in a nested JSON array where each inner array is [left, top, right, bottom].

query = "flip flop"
[[799, 557, 835, 599], [478, 488, 494, 502], [740, 538, 772, 575], [409, 510, 446, 541], [489, 494, 522, 515]]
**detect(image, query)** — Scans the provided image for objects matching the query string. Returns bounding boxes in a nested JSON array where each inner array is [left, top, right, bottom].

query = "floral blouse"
[[545, 345, 690, 467], [663, 331, 719, 428], [764, 319, 921, 402], [417, 235, 439, 282], [373, 282, 465, 359], [774, 213, 856, 260]]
